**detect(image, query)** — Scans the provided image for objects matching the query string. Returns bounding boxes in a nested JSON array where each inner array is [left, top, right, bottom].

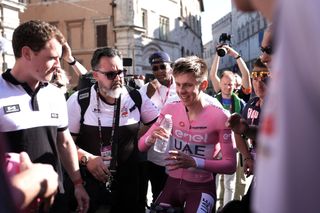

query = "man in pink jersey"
[[139, 56, 236, 213]]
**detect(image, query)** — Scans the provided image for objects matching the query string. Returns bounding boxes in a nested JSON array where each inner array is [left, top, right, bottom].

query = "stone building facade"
[[204, 3, 267, 76], [20, 0, 204, 86], [0, 0, 25, 72]]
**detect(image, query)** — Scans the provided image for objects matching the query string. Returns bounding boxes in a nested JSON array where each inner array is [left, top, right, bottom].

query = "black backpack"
[[77, 84, 142, 125]]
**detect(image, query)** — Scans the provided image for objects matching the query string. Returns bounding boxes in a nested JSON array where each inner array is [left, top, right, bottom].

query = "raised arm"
[[62, 42, 88, 76], [209, 52, 221, 93], [226, 46, 252, 93]]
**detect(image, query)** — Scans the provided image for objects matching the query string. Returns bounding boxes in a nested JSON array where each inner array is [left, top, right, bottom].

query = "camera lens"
[[217, 47, 227, 57]]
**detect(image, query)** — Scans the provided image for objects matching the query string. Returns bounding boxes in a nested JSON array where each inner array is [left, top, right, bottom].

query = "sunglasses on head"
[[95, 69, 126, 80], [152, 64, 167, 72], [260, 46, 273, 55]]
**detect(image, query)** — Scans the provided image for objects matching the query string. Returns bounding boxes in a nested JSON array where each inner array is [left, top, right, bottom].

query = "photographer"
[[210, 36, 251, 210], [211, 42, 251, 103]]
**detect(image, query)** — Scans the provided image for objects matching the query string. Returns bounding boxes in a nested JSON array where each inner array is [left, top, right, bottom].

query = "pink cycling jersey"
[[139, 100, 236, 183]]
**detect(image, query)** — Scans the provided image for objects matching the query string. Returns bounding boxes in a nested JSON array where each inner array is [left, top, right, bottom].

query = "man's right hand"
[[226, 113, 249, 135], [18, 152, 58, 210], [146, 80, 158, 98], [86, 155, 111, 183]]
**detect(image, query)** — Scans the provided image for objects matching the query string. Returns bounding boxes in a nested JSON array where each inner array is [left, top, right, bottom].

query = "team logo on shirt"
[[121, 106, 128, 117], [3, 104, 20, 114], [51, 113, 59, 118], [223, 133, 231, 140]]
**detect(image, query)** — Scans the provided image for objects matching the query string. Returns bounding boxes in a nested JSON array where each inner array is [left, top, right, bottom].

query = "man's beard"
[[106, 87, 122, 98]]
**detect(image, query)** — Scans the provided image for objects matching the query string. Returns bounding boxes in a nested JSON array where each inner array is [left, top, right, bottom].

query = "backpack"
[[77, 84, 142, 125]]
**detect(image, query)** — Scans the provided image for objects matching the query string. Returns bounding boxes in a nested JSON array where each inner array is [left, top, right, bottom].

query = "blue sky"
[[201, 0, 232, 44]]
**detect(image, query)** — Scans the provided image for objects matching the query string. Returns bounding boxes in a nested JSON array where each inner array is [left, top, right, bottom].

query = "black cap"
[[149, 51, 171, 65]]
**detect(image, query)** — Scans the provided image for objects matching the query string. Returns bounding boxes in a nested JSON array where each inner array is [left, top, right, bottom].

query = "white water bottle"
[[154, 114, 173, 153]]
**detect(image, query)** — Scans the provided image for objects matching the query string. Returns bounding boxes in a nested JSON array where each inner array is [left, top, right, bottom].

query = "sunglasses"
[[95, 69, 126, 80], [152, 64, 167, 72], [260, 46, 273, 55], [251, 71, 271, 79]]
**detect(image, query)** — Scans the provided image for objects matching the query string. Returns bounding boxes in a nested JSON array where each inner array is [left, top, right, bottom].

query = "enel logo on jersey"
[[174, 129, 208, 143]]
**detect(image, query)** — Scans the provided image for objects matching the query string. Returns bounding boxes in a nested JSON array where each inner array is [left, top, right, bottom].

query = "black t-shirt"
[[0, 70, 68, 170], [242, 96, 262, 126]]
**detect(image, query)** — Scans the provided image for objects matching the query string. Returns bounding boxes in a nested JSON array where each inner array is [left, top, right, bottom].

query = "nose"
[[54, 58, 61, 68], [176, 85, 184, 94], [114, 72, 122, 81]]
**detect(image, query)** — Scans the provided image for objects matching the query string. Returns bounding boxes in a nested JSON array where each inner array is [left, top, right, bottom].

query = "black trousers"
[[63, 155, 141, 213], [109, 154, 140, 213], [138, 161, 168, 212]]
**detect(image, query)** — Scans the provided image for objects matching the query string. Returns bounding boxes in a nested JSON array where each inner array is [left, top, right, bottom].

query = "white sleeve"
[[139, 83, 148, 95], [138, 90, 160, 124], [66, 91, 81, 134]]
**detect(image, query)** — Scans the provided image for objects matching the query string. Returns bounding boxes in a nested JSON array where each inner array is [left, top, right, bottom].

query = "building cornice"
[[0, 0, 26, 12]]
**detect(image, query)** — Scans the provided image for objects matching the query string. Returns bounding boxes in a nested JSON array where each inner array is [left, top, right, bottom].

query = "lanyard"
[[96, 87, 121, 191], [156, 80, 171, 105], [96, 88, 118, 153]]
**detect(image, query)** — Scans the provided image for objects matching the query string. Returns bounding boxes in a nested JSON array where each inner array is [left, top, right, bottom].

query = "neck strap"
[[96, 88, 121, 172]]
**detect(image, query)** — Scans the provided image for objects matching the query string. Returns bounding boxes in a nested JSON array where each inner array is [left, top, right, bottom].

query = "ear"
[[92, 71, 99, 81], [199, 80, 208, 91], [21, 46, 32, 61]]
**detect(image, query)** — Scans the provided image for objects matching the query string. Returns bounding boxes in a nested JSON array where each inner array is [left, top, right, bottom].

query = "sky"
[[201, 0, 232, 44]]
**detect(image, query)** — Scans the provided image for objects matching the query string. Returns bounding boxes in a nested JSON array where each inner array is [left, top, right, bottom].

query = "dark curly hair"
[[12, 20, 65, 58], [90, 47, 122, 70]]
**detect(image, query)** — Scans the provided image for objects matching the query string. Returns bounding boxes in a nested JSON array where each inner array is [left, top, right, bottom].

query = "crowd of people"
[[1, 0, 319, 212]]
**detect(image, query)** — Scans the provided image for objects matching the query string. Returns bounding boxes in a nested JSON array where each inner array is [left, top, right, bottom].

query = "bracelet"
[[68, 57, 77, 65], [235, 54, 241, 59], [73, 178, 84, 186], [191, 156, 205, 169]]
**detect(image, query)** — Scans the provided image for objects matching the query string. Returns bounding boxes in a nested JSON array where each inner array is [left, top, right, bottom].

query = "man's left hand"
[[74, 185, 89, 213], [165, 150, 196, 170]]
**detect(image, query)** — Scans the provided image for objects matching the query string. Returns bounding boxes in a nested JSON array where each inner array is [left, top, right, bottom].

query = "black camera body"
[[216, 33, 232, 57]]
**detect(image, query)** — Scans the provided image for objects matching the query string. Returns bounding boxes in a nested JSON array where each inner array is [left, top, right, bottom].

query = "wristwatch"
[[80, 155, 88, 166]]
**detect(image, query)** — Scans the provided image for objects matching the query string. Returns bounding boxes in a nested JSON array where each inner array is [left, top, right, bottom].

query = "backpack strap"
[[77, 85, 142, 125], [125, 85, 142, 113], [77, 86, 92, 125]]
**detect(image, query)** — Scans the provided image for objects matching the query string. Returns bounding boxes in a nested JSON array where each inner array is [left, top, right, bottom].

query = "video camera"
[[216, 33, 232, 57]]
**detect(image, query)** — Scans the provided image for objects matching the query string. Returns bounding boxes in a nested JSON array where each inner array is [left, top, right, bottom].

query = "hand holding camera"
[[216, 33, 241, 59], [216, 33, 232, 57]]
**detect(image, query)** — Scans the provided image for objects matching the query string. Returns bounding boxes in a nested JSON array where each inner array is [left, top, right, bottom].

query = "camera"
[[216, 33, 232, 57]]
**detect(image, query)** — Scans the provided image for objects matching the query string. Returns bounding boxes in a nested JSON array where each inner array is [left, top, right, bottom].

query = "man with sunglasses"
[[233, 1, 320, 213], [67, 47, 159, 213], [138, 51, 178, 210], [224, 58, 270, 213], [259, 27, 273, 69]]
